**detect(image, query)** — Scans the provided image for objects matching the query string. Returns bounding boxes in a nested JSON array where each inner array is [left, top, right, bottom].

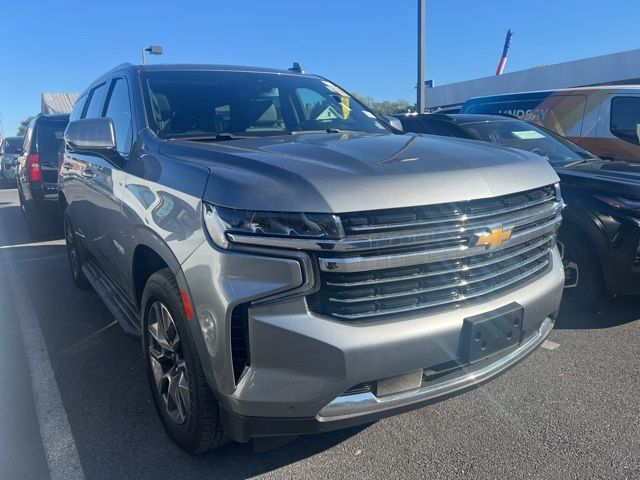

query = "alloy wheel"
[[147, 301, 191, 425]]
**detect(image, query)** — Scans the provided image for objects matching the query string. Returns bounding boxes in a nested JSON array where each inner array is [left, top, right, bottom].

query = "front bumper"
[[221, 316, 554, 442], [181, 243, 564, 443]]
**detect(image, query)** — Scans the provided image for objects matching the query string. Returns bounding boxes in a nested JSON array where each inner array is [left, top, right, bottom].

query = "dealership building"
[[425, 48, 640, 110]]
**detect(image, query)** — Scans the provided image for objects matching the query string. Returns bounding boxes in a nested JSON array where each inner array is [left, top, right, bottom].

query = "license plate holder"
[[461, 302, 524, 364]]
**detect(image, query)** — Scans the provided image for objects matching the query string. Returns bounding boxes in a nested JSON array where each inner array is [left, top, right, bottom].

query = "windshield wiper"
[[169, 133, 249, 142], [564, 157, 608, 167], [291, 128, 362, 135]]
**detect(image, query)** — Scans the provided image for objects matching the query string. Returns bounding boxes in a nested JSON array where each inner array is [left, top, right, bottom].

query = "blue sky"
[[1, 0, 639, 136]]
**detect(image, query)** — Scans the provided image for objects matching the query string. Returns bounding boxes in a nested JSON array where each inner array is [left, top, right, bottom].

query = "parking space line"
[[541, 340, 560, 350], [0, 236, 86, 479], [0, 239, 65, 249]]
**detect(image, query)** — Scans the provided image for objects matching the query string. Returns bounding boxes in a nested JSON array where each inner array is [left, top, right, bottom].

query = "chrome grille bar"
[[325, 236, 553, 288], [318, 216, 561, 273], [325, 259, 551, 320], [327, 249, 550, 304], [345, 192, 556, 233]]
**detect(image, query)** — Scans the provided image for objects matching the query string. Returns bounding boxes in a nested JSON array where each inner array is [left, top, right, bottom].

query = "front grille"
[[308, 185, 561, 321]]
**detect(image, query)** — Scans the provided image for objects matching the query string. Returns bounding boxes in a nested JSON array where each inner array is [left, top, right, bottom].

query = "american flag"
[[495, 29, 513, 76]]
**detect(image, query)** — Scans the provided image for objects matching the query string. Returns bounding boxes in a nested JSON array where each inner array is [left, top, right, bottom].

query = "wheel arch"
[[130, 228, 187, 309], [560, 207, 613, 288]]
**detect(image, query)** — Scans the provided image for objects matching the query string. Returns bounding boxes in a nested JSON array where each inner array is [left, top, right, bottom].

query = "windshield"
[[458, 118, 598, 166], [143, 70, 389, 139], [3, 137, 23, 154]]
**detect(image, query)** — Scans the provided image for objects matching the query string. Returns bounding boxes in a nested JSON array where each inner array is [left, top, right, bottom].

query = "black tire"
[[64, 210, 91, 290], [142, 268, 225, 453], [18, 189, 26, 217], [559, 228, 604, 307]]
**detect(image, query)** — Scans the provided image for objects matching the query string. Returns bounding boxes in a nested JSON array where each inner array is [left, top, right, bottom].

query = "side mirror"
[[384, 116, 404, 132], [65, 118, 116, 151]]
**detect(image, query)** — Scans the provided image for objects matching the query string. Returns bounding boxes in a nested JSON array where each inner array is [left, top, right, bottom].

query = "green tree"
[[17, 115, 36, 136], [352, 92, 414, 116]]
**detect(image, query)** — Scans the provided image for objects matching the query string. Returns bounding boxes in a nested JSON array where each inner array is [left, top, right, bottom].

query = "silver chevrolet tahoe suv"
[[60, 63, 564, 453]]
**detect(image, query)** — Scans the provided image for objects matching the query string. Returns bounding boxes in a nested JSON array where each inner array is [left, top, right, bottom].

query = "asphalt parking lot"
[[0, 185, 638, 480]]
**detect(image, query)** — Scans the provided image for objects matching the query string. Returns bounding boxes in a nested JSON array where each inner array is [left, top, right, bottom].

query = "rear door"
[[83, 76, 134, 288], [74, 82, 109, 258], [61, 94, 89, 234]]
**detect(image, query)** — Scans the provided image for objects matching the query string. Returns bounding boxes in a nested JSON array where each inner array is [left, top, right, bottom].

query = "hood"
[[159, 132, 559, 212], [558, 161, 640, 198]]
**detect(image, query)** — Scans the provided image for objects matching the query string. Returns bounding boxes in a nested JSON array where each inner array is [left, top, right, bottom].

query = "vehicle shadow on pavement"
[[554, 296, 639, 330], [0, 205, 63, 247], [3, 239, 369, 479]]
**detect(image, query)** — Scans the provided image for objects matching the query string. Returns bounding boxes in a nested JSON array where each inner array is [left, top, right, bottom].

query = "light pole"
[[417, 0, 426, 113], [141, 45, 164, 65]]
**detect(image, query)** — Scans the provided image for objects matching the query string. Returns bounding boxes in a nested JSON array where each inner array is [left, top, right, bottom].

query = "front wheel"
[[142, 269, 225, 453]]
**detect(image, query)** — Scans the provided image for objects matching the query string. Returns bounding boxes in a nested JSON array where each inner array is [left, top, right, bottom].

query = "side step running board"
[[83, 260, 141, 336]]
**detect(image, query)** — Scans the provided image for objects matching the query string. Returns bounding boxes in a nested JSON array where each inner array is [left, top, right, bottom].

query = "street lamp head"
[[144, 45, 163, 55]]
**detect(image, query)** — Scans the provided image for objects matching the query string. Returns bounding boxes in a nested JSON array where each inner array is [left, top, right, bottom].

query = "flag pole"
[[495, 29, 513, 76]]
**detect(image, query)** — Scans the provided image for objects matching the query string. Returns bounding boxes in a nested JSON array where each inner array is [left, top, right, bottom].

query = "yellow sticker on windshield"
[[341, 96, 351, 119], [512, 130, 545, 140]]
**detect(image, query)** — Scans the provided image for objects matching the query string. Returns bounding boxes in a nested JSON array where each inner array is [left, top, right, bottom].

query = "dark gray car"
[[0, 136, 23, 185], [60, 64, 564, 452]]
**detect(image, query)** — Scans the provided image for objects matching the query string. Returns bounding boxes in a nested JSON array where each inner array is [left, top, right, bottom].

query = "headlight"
[[203, 203, 344, 249], [594, 194, 640, 212]]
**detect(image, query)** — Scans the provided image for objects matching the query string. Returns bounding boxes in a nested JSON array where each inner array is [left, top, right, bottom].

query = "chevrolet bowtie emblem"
[[474, 227, 513, 249]]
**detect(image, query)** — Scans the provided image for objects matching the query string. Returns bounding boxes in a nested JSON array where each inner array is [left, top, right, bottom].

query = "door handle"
[[82, 169, 96, 179], [62, 161, 73, 169]]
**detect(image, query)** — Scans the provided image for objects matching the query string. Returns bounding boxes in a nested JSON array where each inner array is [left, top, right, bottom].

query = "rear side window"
[[610, 97, 640, 145], [23, 119, 36, 153], [84, 83, 108, 119], [69, 94, 87, 122], [104, 78, 133, 157], [3, 138, 23, 154]]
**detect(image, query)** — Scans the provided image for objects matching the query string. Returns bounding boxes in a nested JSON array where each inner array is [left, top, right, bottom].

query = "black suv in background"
[[17, 114, 69, 237], [391, 113, 640, 304]]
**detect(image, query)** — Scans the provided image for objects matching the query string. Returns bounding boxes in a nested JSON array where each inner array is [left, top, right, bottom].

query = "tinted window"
[[3, 137, 23, 154], [610, 97, 640, 145], [143, 71, 388, 139], [104, 78, 133, 156], [69, 94, 88, 122], [23, 119, 36, 153], [398, 116, 471, 138], [84, 83, 108, 119], [37, 121, 67, 155], [458, 119, 596, 166]]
